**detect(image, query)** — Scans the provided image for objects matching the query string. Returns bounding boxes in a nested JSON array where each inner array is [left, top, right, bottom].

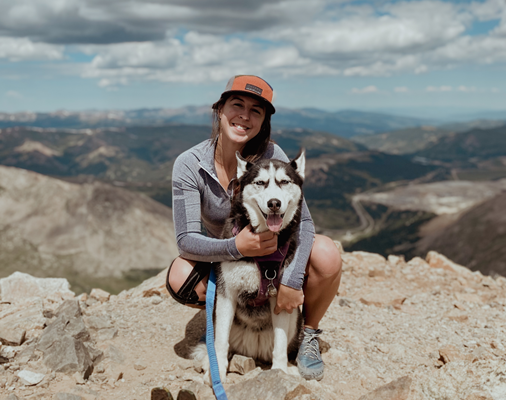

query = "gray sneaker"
[[296, 327, 324, 380]]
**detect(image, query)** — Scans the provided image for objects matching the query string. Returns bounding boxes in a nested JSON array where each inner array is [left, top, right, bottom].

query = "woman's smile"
[[219, 94, 265, 145]]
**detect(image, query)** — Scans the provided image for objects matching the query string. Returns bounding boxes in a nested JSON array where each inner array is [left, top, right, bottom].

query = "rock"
[[227, 369, 305, 400], [151, 295, 163, 305], [228, 354, 256, 375], [84, 342, 103, 363], [1, 346, 20, 360], [54, 394, 83, 400], [285, 384, 313, 400], [387, 255, 404, 266], [438, 345, 469, 364], [426, 251, 473, 277], [0, 326, 25, 346], [134, 362, 147, 371], [18, 369, 45, 385], [5, 395, 20, 400], [97, 327, 118, 340], [15, 343, 37, 364], [36, 300, 94, 377], [465, 393, 494, 400], [39, 335, 93, 378], [322, 348, 348, 365], [38, 300, 90, 349], [85, 315, 112, 330], [358, 289, 406, 309], [106, 345, 125, 364], [0, 272, 74, 303], [358, 376, 412, 400], [0, 300, 45, 344], [89, 288, 110, 303], [125, 266, 170, 299], [444, 310, 469, 323], [418, 360, 506, 399], [73, 371, 85, 384]]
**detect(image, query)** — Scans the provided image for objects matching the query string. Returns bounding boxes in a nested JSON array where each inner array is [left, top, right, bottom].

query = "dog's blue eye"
[[281, 180, 290, 185], [256, 181, 265, 186]]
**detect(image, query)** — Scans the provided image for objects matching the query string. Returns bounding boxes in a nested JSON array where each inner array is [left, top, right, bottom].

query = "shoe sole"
[[151, 387, 174, 400]]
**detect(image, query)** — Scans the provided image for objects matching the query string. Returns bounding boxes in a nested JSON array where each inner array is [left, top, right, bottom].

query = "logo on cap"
[[245, 84, 263, 96]]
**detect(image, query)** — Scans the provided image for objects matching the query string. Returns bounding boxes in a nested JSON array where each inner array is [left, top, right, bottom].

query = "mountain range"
[[1, 112, 506, 283], [0, 108, 433, 138]]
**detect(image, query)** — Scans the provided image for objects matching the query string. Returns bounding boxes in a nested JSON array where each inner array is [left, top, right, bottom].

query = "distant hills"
[[0, 125, 439, 233], [0, 165, 179, 294], [413, 125, 506, 167], [415, 191, 506, 276], [0, 107, 432, 138]]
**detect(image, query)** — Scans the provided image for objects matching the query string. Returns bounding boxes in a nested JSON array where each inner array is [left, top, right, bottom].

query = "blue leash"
[[206, 267, 228, 400]]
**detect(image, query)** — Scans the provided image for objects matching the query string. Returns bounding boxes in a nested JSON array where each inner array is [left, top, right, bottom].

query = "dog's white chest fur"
[[219, 260, 260, 294]]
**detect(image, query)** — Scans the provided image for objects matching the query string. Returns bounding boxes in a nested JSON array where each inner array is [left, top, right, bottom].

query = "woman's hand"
[[274, 284, 304, 314], [235, 224, 278, 257]]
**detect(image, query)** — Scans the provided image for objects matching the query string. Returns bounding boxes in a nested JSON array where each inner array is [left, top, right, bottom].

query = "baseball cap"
[[213, 75, 276, 114]]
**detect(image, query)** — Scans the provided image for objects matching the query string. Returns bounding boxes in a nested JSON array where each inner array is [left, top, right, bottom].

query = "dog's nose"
[[267, 198, 281, 212]]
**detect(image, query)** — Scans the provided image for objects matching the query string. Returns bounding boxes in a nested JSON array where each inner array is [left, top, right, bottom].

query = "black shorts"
[[166, 260, 212, 307]]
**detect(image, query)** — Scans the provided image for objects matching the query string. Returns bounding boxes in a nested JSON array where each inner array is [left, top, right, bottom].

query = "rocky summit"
[[0, 246, 505, 400]]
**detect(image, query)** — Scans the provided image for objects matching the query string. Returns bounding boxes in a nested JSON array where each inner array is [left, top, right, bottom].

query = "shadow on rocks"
[[174, 310, 206, 359]]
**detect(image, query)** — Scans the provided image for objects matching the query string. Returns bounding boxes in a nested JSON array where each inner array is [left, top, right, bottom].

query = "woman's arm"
[[172, 152, 242, 262]]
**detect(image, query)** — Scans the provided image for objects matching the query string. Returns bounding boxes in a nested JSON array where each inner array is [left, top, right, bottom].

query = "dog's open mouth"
[[262, 212, 284, 233]]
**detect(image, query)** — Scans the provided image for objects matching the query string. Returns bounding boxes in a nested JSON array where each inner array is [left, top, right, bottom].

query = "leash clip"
[[265, 269, 278, 297]]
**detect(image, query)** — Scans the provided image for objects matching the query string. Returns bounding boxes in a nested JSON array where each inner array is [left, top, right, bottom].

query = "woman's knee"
[[167, 257, 197, 293], [166, 257, 208, 308], [309, 234, 342, 278]]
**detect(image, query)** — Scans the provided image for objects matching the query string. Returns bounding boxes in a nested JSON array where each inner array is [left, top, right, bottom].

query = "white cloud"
[[1, 0, 506, 84], [351, 86, 379, 94], [5, 90, 23, 99], [394, 86, 409, 93], [457, 85, 476, 92], [0, 37, 64, 61], [426, 86, 452, 92]]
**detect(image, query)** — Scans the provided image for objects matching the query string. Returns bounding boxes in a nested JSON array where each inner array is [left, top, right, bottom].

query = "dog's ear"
[[236, 151, 252, 179], [290, 149, 305, 181]]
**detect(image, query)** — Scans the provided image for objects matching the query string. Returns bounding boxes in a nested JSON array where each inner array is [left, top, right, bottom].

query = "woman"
[[167, 75, 342, 381]]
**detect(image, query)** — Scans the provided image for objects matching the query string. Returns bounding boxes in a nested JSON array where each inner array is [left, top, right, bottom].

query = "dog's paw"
[[271, 360, 288, 373], [219, 368, 228, 384]]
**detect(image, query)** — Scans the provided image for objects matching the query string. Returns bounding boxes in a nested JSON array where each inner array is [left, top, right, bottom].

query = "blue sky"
[[0, 0, 505, 117]]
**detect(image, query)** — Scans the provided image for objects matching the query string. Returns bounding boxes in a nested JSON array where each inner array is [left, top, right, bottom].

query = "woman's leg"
[[303, 234, 342, 328], [297, 234, 342, 380], [167, 257, 210, 309]]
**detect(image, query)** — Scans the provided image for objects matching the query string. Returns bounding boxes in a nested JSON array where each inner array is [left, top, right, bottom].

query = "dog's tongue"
[[266, 214, 283, 232]]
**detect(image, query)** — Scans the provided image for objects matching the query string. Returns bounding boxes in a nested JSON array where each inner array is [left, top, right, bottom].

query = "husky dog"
[[193, 150, 306, 383]]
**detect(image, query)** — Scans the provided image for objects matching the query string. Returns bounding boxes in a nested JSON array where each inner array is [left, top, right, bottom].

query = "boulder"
[[0, 300, 45, 344], [18, 369, 45, 386], [357, 288, 407, 309], [36, 300, 94, 378], [89, 288, 110, 303], [426, 251, 473, 277], [227, 369, 306, 400], [358, 376, 412, 400], [0, 272, 74, 303], [228, 354, 256, 375]]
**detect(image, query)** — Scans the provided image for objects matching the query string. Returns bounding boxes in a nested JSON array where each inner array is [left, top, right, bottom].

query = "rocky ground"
[[1, 246, 505, 400]]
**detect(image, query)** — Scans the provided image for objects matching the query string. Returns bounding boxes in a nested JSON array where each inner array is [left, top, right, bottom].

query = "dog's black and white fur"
[[193, 150, 306, 382]]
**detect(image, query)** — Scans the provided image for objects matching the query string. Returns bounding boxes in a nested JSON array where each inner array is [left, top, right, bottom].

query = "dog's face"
[[236, 151, 305, 233]]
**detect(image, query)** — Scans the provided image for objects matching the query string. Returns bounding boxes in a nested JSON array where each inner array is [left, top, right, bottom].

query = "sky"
[[0, 0, 505, 116]]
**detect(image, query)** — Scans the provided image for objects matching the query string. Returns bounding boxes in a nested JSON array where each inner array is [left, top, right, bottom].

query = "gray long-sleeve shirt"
[[172, 138, 315, 290]]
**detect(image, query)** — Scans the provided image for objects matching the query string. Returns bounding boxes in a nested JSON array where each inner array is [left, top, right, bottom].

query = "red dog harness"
[[233, 224, 289, 307]]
